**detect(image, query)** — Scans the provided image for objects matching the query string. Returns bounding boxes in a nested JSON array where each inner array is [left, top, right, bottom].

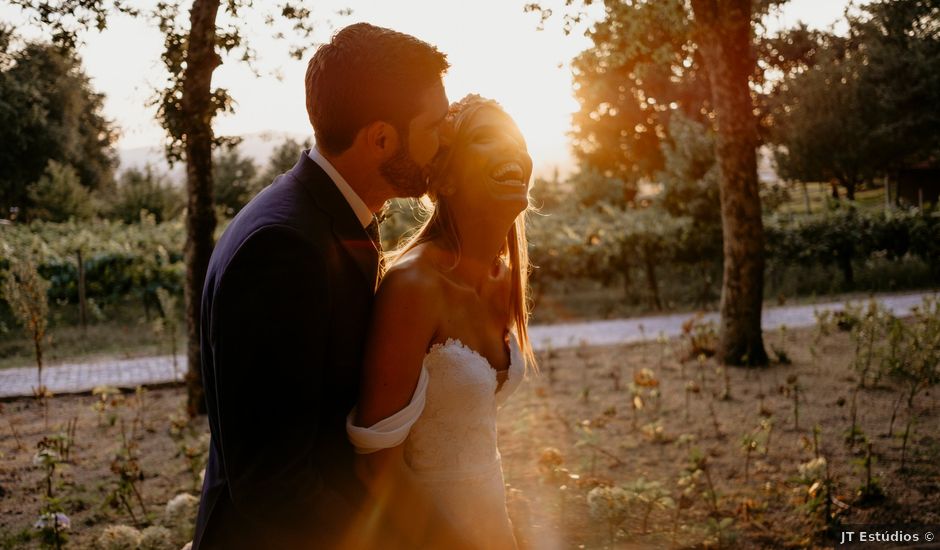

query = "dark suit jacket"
[[193, 151, 379, 549]]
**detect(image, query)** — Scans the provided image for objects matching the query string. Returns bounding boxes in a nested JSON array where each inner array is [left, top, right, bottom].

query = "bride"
[[346, 94, 537, 549]]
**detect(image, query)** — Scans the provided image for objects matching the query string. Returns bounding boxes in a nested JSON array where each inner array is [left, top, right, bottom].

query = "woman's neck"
[[438, 218, 511, 293]]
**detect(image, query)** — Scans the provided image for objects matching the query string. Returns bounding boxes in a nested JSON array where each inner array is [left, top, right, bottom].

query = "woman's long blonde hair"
[[388, 94, 537, 370]]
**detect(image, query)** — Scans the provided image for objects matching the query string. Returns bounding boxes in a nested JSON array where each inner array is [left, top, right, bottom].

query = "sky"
[[1, 0, 862, 177]]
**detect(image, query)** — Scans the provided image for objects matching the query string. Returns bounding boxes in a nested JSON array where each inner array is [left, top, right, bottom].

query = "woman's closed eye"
[[472, 129, 499, 144]]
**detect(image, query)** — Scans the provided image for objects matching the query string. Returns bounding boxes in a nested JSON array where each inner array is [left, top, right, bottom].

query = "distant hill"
[[117, 131, 312, 184]]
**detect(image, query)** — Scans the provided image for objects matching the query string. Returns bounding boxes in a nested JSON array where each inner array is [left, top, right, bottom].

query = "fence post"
[[77, 249, 87, 332], [883, 176, 891, 214]]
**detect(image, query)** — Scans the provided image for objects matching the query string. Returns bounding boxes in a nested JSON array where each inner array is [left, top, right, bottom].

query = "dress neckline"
[[425, 333, 522, 395]]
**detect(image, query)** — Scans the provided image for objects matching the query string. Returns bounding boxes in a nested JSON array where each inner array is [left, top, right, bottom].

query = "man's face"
[[379, 81, 449, 198]]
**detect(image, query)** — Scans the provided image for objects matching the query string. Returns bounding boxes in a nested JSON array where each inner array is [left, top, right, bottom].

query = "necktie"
[[365, 216, 386, 279]]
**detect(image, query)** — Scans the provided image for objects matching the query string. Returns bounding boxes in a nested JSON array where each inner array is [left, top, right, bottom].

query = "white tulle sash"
[[345, 366, 429, 454]]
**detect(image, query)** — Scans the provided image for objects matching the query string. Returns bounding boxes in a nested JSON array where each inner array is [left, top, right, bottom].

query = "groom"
[[193, 23, 449, 549]]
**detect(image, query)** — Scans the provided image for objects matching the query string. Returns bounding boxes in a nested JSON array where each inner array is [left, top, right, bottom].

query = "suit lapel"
[[289, 151, 379, 290]]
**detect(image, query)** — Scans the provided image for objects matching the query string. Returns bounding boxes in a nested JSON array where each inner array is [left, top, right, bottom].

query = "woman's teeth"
[[491, 162, 525, 186]]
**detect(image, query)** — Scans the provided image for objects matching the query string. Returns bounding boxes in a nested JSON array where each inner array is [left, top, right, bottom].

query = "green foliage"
[[769, 0, 940, 195], [257, 136, 310, 186], [107, 166, 183, 224], [213, 146, 260, 217], [886, 296, 940, 415], [33, 442, 70, 549], [622, 478, 674, 534], [569, 0, 705, 183], [152, 287, 180, 377], [851, 0, 940, 168], [765, 207, 940, 288], [1, 248, 50, 376], [586, 485, 630, 543], [2, 204, 937, 325], [0, 218, 184, 315], [848, 300, 895, 388], [104, 422, 147, 526], [570, 167, 630, 208], [26, 160, 97, 222], [768, 36, 878, 197], [655, 112, 720, 225], [528, 172, 568, 213], [565, 0, 939, 206], [0, 35, 117, 216]]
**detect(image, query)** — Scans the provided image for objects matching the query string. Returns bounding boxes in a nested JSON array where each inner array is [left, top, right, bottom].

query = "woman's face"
[[445, 107, 533, 222]]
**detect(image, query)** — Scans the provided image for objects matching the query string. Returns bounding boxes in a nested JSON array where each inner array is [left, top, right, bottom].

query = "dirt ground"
[[1, 323, 938, 549], [500, 324, 940, 549], [0, 387, 205, 549]]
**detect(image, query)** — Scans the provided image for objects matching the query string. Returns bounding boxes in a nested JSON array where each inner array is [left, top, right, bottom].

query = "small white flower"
[[139, 525, 175, 550], [32, 448, 59, 468], [164, 493, 199, 543], [798, 457, 827, 482], [97, 524, 142, 550], [34, 512, 70, 531]]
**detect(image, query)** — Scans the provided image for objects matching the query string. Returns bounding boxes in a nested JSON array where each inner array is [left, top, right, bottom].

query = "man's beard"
[[379, 142, 428, 199]]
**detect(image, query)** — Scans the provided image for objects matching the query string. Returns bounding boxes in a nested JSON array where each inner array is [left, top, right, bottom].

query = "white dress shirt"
[[308, 147, 373, 229]]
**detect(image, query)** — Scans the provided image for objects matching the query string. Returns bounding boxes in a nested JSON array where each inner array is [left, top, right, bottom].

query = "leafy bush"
[[106, 166, 183, 224], [0, 218, 184, 316], [26, 160, 97, 222]]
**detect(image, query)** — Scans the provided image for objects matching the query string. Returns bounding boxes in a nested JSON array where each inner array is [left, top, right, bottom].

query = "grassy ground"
[[0, 300, 185, 370], [1, 322, 937, 548]]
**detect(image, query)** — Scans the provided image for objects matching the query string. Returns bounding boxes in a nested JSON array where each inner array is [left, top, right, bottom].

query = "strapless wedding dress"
[[347, 334, 526, 549]]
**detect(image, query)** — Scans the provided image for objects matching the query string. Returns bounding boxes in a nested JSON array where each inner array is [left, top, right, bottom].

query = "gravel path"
[[1, 291, 934, 398]]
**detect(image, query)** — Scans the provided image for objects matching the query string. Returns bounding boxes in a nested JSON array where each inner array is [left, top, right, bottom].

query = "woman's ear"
[[438, 175, 457, 197]]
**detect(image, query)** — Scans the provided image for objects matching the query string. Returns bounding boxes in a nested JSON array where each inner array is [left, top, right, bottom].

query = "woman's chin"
[[488, 187, 529, 205]]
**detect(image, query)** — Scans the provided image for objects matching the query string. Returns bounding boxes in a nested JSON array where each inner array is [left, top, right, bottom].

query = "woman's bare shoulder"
[[376, 245, 448, 309]]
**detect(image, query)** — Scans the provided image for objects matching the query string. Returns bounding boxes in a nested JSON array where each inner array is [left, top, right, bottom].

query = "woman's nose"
[[498, 135, 526, 157]]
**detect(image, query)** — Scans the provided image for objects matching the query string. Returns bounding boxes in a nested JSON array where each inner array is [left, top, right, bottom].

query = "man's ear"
[[363, 120, 401, 161]]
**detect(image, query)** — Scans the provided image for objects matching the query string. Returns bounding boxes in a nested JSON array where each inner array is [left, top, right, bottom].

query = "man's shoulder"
[[206, 183, 333, 289]]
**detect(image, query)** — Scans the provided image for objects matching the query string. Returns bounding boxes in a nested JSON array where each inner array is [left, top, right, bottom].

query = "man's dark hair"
[[305, 23, 449, 156]]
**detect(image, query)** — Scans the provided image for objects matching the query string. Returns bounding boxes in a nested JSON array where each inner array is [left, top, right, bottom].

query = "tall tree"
[[690, 0, 768, 366], [107, 165, 183, 223], [528, 0, 781, 365], [0, 31, 117, 216], [852, 0, 940, 170], [768, 1, 940, 198], [769, 44, 877, 200], [10, 0, 318, 415], [561, 0, 790, 194], [567, 0, 711, 196]]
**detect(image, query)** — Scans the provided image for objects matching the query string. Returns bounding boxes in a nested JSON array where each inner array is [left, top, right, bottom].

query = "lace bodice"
[[403, 335, 524, 476], [346, 333, 525, 549]]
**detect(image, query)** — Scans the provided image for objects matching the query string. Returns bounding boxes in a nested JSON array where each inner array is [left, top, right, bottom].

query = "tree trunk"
[[643, 245, 662, 311], [620, 241, 634, 303], [801, 180, 811, 215], [691, 0, 768, 366], [182, 0, 222, 416], [845, 178, 857, 201]]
